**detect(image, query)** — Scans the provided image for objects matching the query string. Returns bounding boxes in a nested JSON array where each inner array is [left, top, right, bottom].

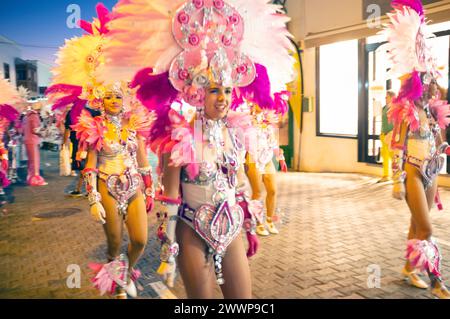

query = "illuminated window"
[[318, 39, 359, 136]]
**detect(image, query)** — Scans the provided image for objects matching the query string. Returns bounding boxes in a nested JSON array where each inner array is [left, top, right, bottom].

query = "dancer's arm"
[[83, 148, 106, 224], [236, 165, 260, 258], [136, 135, 154, 213], [391, 121, 408, 200], [154, 153, 182, 287], [274, 147, 287, 172]]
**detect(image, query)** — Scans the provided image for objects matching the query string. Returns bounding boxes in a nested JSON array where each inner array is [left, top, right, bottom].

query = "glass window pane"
[[319, 40, 358, 136]]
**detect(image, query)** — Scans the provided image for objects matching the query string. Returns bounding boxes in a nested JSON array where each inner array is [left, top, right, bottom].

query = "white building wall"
[[0, 35, 21, 86]]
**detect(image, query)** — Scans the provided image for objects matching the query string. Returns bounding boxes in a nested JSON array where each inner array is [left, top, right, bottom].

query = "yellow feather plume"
[[51, 34, 106, 88]]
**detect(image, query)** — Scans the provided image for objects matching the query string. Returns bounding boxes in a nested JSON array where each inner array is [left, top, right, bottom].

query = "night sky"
[[0, 0, 117, 65]]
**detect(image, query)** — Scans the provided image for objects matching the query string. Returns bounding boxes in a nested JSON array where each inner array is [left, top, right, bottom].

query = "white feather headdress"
[[380, 6, 437, 78], [0, 73, 24, 106], [98, 0, 295, 93]]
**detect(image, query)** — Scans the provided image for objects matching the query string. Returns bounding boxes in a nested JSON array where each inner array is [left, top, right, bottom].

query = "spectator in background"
[[378, 91, 396, 183], [23, 101, 47, 186], [64, 105, 100, 196]]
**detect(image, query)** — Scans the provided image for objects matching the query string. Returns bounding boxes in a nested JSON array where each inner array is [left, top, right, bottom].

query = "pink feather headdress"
[[0, 74, 23, 125], [46, 3, 114, 122], [99, 0, 294, 107], [382, 0, 442, 131], [99, 0, 294, 149], [0, 74, 25, 108]]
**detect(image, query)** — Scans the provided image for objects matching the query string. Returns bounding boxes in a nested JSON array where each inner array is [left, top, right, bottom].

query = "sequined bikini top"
[[98, 116, 138, 161], [181, 117, 244, 188]]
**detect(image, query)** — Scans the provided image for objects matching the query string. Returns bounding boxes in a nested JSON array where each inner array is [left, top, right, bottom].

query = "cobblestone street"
[[1, 150, 450, 299]]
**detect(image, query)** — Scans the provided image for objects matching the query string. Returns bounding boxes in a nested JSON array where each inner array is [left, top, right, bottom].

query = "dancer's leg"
[[176, 221, 216, 299], [220, 235, 252, 299]]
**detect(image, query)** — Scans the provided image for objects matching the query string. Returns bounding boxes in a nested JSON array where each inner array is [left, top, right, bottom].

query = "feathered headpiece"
[[98, 0, 295, 108], [0, 73, 23, 123], [46, 2, 116, 121], [0, 73, 25, 107], [382, 0, 446, 131], [381, 1, 436, 80]]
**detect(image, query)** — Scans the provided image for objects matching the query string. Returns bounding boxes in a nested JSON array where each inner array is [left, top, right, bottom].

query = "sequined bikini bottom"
[[178, 201, 244, 285], [406, 154, 445, 190], [99, 168, 142, 216]]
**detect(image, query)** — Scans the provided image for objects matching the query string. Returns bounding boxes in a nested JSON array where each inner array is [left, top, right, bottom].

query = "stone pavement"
[[1, 149, 450, 299]]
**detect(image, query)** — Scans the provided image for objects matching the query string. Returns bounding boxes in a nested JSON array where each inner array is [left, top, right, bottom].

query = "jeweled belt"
[[407, 153, 444, 190], [100, 168, 141, 216], [179, 201, 244, 285]]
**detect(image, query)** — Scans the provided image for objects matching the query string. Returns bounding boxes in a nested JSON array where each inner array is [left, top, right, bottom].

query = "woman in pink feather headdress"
[[231, 64, 290, 237], [72, 83, 155, 299], [101, 0, 294, 298], [383, 0, 450, 298], [47, 3, 156, 299]]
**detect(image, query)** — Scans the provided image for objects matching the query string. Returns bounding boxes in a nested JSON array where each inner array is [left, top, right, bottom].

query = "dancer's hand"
[[279, 160, 288, 173], [246, 232, 259, 258], [90, 202, 106, 224], [1, 159, 8, 171], [393, 182, 405, 200]]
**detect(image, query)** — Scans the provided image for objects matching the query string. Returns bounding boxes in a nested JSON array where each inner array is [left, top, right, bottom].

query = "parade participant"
[[383, 0, 450, 298], [0, 75, 23, 192], [0, 108, 19, 194], [46, 3, 155, 299], [101, 0, 294, 298], [64, 105, 101, 196], [72, 83, 154, 299], [22, 100, 47, 186], [232, 65, 290, 236], [378, 91, 396, 183]]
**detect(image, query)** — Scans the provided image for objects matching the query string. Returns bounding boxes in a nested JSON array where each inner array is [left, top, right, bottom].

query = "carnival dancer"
[[232, 65, 289, 236], [22, 101, 48, 186], [0, 75, 27, 190], [100, 0, 294, 298], [383, 0, 450, 298], [46, 3, 155, 299]]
